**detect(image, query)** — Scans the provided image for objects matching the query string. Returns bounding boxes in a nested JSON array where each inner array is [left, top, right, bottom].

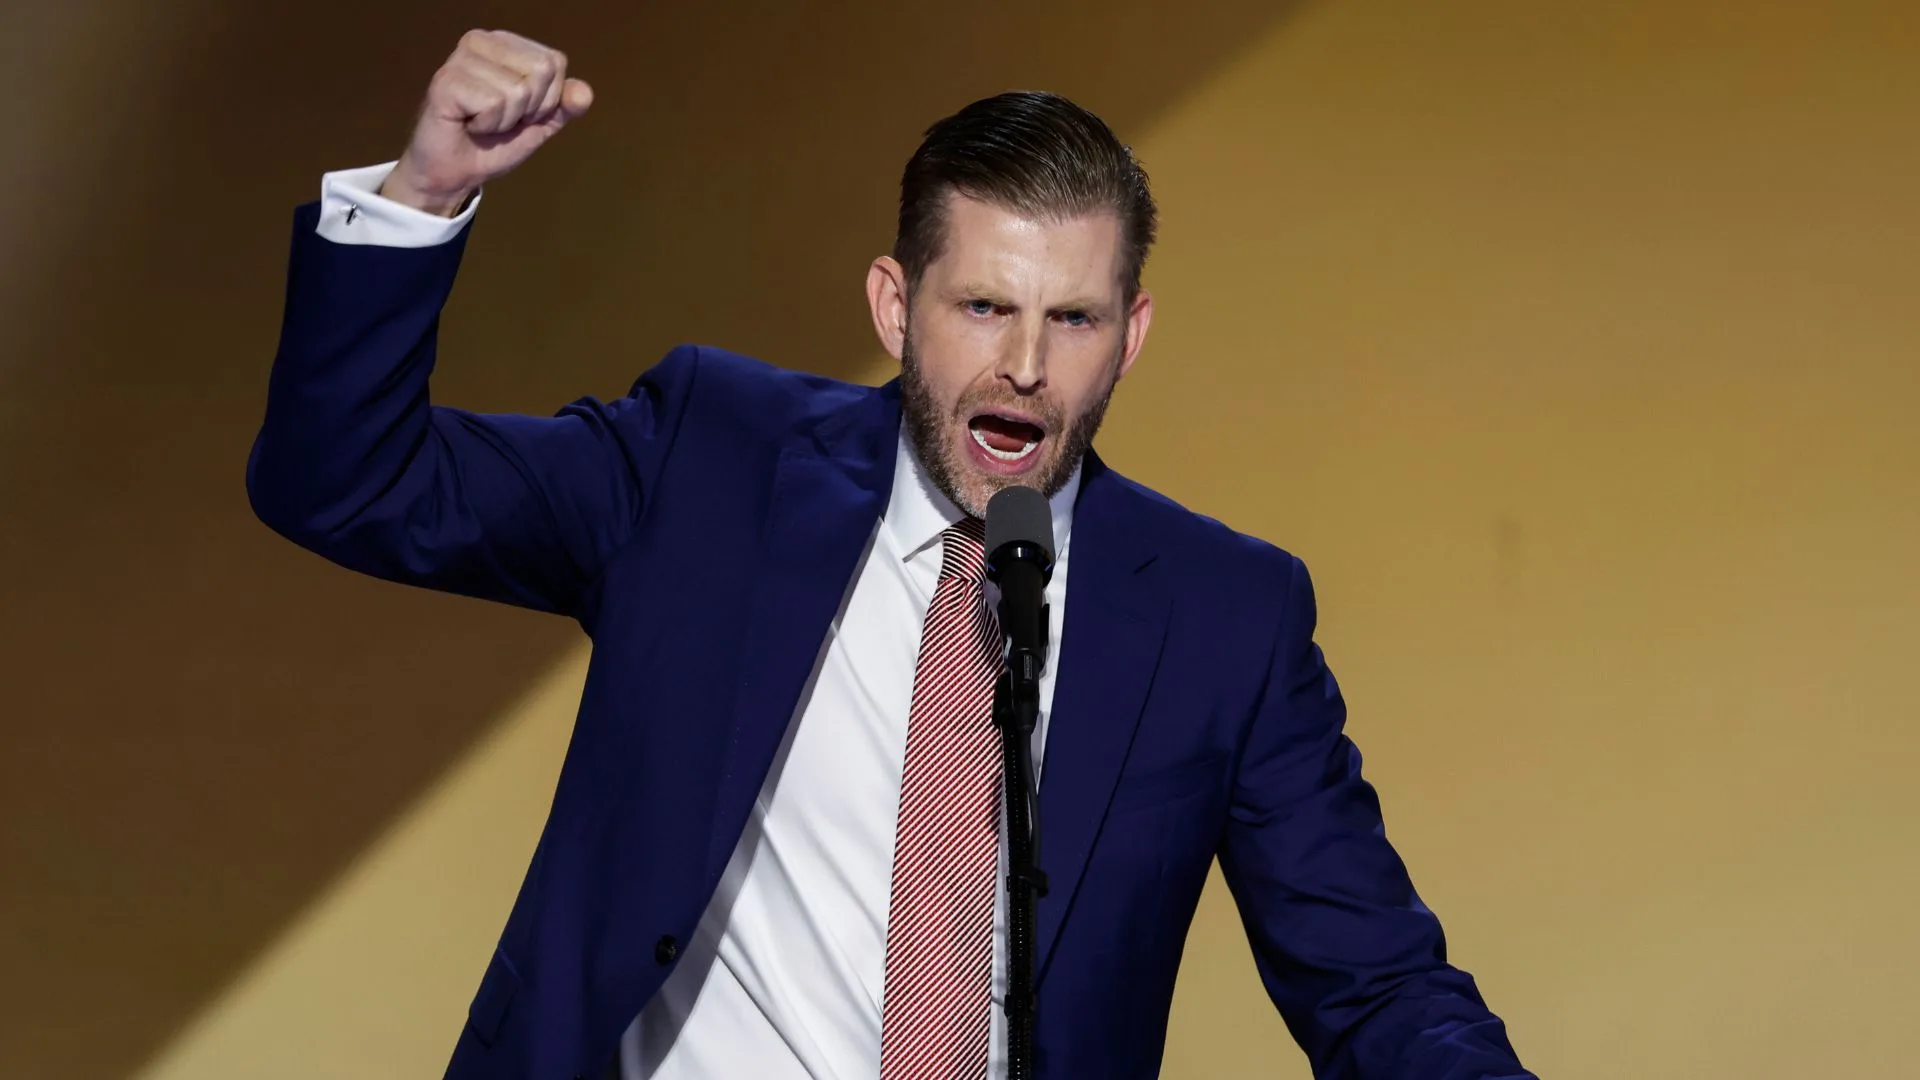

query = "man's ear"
[[1116, 287, 1155, 381], [866, 257, 910, 361]]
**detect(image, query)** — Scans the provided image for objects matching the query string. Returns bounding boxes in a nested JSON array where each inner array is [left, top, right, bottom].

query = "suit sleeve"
[[245, 201, 699, 618], [1216, 555, 1535, 1080]]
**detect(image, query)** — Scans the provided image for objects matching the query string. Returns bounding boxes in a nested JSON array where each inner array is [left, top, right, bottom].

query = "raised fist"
[[380, 29, 593, 216]]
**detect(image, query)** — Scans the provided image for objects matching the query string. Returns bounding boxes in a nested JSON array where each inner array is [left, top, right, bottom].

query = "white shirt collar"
[[884, 429, 1081, 566]]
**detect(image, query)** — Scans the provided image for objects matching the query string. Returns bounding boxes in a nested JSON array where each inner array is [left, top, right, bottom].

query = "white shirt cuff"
[[315, 161, 481, 247]]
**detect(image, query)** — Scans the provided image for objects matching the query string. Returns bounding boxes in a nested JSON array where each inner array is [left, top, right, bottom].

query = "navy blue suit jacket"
[[247, 203, 1533, 1080]]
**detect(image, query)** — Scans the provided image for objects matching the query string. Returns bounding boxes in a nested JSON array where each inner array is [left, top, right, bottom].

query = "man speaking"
[[247, 28, 1534, 1080]]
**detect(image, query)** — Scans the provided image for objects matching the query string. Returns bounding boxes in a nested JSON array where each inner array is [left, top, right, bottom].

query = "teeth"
[[971, 427, 1039, 462]]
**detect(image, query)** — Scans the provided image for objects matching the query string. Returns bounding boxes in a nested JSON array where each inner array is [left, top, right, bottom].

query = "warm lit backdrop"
[[3, 2, 1915, 1077]]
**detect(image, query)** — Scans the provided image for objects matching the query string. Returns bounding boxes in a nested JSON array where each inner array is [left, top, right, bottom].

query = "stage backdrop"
[[2, 2, 1915, 1078]]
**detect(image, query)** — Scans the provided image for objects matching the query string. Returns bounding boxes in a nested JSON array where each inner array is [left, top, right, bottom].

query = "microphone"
[[984, 484, 1052, 871], [984, 485, 1055, 688], [984, 484, 1054, 1079]]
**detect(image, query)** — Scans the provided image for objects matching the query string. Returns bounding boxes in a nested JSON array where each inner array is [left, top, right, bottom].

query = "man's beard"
[[898, 329, 1120, 519]]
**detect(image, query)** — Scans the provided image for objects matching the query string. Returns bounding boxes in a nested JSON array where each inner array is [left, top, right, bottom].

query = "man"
[[248, 28, 1533, 1080]]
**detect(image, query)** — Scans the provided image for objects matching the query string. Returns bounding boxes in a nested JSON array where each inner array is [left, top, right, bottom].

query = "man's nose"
[[998, 328, 1047, 392]]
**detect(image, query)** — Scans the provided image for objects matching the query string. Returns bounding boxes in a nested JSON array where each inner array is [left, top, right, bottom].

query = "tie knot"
[[938, 517, 988, 585]]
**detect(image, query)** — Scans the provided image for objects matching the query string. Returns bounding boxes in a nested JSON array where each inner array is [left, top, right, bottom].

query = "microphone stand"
[[996, 630, 1048, 1079]]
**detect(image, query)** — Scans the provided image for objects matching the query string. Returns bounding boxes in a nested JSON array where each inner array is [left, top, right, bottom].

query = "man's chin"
[[946, 438, 1059, 512]]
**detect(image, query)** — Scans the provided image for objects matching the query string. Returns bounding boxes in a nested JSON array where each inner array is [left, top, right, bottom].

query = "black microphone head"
[[985, 485, 1055, 575]]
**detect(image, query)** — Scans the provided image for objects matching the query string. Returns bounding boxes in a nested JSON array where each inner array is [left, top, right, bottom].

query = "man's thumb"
[[557, 78, 595, 123]]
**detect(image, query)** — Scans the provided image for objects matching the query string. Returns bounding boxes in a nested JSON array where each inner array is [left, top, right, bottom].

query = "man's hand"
[[380, 29, 593, 217]]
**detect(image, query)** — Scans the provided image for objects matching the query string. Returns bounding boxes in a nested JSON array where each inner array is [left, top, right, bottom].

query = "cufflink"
[[344, 203, 360, 225]]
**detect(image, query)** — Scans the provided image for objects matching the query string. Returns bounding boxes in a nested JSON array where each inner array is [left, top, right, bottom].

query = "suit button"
[[655, 935, 679, 965]]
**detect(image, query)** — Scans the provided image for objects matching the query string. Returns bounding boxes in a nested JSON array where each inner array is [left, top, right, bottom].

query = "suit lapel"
[[704, 383, 899, 880], [698, 418, 1170, 979], [1034, 454, 1170, 980]]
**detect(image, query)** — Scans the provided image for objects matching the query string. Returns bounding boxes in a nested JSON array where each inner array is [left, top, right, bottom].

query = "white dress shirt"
[[316, 162, 1079, 1079]]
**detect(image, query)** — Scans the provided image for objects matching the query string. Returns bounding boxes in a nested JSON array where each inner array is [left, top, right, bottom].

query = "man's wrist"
[[378, 160, 476, 218]]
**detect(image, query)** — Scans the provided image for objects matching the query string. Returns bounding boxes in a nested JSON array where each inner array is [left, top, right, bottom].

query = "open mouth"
[[968, 413, 1046, 463]]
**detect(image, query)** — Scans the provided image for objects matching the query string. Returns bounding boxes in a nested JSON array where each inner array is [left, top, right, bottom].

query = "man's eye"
[[1059, 310, 1091, 327], [964, 299, 996, 316]]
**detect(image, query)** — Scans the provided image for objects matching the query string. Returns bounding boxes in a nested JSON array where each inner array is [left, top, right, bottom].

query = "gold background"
[[3, 2, 1915, 1077]]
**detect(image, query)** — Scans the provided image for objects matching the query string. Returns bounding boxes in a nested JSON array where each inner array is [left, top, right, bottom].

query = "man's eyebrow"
[[947, 284, 1114, 315], [950, 282, 1014, 303], [1047, 296, 1114, 314]]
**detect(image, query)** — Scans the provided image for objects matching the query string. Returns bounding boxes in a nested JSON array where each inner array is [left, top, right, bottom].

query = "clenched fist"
[[380, 30, 593, 216]]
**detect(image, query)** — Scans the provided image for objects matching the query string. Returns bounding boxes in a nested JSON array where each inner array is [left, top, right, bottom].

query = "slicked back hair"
[[894, 91, 1157, 304]]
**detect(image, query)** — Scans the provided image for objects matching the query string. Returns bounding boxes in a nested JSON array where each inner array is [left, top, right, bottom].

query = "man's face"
[[869, 192, 1154, 518]]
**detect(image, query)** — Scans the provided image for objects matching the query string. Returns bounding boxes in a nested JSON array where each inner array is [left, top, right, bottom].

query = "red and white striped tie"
[[879, 517, 1003, 1079]]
